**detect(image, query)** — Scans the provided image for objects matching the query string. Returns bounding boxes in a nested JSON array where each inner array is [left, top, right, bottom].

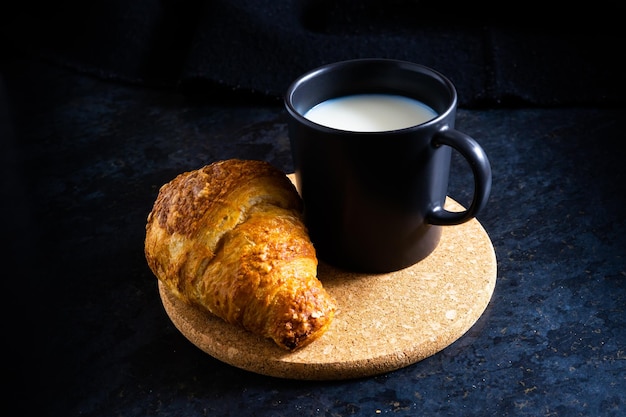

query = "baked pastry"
[[145, 159, 336, 351]]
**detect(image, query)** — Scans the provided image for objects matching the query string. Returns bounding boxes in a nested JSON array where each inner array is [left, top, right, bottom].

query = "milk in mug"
[[303, 94, 438, 132]]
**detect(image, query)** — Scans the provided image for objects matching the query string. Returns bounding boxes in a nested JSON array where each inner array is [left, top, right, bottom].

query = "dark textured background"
[[2, 2, 626, 416], [4, 1, 625, 106]]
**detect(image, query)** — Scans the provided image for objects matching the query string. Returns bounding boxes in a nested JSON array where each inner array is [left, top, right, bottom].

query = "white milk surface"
[[303, 94, 438, 132]]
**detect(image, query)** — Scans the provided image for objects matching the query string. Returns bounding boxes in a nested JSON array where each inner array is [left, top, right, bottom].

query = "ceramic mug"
[[285, 58, 492, 273]]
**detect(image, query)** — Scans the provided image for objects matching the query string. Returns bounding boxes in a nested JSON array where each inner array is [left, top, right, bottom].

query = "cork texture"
[[158, 175, 497, 380]]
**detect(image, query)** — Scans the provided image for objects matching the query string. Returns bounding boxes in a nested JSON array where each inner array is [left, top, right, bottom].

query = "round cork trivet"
[[158, 174, 497, 380]]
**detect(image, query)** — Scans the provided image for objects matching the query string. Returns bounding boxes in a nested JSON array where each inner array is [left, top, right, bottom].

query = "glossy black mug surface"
[[285, 59, 492, 273]]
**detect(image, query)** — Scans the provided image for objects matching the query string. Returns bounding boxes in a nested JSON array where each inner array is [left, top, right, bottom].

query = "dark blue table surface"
[[2, 57, 625, 417]]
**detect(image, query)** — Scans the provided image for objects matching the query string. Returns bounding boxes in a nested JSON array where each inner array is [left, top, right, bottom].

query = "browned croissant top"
[[145, 159, 336, 350]]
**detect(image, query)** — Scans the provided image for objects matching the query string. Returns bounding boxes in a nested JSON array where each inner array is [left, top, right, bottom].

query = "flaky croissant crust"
[[145, 159, 336, 350]]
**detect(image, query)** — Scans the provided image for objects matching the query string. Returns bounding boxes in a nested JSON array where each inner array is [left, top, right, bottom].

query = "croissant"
[[144, 159, 336, 351]]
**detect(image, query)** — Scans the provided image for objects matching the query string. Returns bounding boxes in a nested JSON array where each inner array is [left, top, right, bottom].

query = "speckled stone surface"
[[3, 57, 626, 416]]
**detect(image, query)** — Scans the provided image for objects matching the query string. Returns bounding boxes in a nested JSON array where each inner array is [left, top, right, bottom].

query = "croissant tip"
[[275, 310, 336, 351]]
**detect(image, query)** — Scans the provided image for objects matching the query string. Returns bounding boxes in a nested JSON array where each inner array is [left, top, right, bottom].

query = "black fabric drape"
[[4, 0, 625, 107]]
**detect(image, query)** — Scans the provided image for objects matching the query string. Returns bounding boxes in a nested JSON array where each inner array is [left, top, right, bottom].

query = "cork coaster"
[[158, 175, 497, 380]]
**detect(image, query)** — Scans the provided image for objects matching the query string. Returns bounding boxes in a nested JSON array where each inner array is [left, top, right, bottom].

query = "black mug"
[[285, 58, 492, 273]]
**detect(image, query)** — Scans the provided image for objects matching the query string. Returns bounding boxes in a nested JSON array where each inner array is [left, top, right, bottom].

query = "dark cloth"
[[4, 0, 625, 107]]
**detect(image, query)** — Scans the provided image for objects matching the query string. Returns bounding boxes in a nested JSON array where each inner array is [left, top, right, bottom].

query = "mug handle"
[[427, 128, 492, 225]]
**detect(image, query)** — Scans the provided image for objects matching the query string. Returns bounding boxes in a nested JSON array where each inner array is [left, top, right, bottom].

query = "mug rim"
[[284, 58, 458, 134]]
